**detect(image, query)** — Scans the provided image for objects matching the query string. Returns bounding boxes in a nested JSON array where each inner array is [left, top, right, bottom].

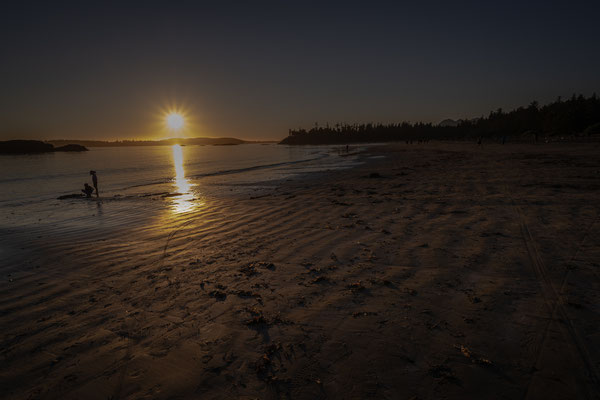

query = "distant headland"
[[0, 140, 88, 154], [48, 137, 273, 147], [0, 137, 276, 154], [281, 94, 600, 145]]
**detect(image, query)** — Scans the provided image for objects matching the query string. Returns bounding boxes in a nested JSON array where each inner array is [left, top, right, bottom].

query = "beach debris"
[[257, 262, 276, 270], [241, 262, 276, 276], [368, 278, 386, 286], [272, 312, 293, 325], [310, 276, 331, 284], [208, 290, 227, 301], [252, 282, 269, 289], [428, 364, 459, 383], [261, 354, 271, 366], [246, 315, 269, 326], [426, 320, 442, 330], [366, 250, 377, 260], [348, 281, 366, 292], [378, 319, 389, 327], [250, 193, 271, 199], [352, 311, 378, 318], [255, 342, 282, 377], [477, 357, 493, 366], [240, 264, 258, 276], [233, 289, 262, 302], [244, 306, 271, 326], [309, 265, 336, 274], [454, 344, 493, 366], [245, 306, 261, 315], [331, 198, 352, 206]]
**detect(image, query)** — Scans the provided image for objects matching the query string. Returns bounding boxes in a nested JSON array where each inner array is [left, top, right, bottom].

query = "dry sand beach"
[[1, 142, 599, 399]]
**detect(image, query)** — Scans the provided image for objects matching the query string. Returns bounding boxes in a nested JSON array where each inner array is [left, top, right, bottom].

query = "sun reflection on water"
[[171, 144, 196, 213]]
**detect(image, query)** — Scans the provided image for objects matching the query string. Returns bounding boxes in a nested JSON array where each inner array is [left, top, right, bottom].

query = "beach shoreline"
[[1, 142, 599, 399]]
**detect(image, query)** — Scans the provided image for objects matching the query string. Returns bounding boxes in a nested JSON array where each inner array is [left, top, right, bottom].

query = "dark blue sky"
[[1, 1, 599, 140]]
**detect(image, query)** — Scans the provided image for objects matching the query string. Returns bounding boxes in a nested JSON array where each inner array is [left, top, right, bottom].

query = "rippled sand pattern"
[[1, 142, 599, 399]]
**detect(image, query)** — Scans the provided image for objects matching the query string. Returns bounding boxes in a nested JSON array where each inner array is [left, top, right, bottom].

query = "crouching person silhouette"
[[82, 183, 94, 198]]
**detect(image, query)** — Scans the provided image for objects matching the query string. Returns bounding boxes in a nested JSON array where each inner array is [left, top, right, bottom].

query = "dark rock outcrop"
[[54, 144, 88, 152], [0, 140, 54, 154]]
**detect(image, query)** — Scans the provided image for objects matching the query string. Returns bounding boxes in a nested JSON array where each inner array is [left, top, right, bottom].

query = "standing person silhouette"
[[90, 170, 99, 197]]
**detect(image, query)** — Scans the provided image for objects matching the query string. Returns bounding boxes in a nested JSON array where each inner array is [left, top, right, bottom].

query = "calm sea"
[[0, 144, 361, 254]]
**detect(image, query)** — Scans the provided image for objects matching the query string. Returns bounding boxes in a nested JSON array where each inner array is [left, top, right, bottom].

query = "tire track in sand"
[[506, 189, 600, 399]]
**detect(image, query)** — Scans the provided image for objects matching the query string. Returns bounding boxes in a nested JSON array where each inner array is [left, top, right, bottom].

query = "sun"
[[156, 103, 195, 138], [166, 113, 184, 131]]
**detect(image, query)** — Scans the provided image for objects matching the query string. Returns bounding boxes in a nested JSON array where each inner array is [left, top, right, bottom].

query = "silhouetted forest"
[[280, 94, 600, 145]]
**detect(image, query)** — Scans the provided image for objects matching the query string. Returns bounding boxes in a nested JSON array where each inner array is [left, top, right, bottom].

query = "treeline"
[[280, 94, 600, 145]]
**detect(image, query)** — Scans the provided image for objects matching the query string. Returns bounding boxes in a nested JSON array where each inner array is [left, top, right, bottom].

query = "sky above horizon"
[[1, 1, 599, 141]]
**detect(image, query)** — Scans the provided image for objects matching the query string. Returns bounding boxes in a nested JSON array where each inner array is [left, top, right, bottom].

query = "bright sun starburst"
[[166, 113, 184, 131], [156, 103, 195, 138]]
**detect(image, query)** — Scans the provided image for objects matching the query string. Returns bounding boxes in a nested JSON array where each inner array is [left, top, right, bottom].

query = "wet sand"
[[1, 142, 599, 399]]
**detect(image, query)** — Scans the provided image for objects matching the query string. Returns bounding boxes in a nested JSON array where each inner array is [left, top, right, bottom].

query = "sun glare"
[[167, 113, 185, 131]]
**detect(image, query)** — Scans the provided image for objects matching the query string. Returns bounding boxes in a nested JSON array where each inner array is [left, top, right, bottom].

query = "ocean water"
[[0, 144, 361, 251]]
